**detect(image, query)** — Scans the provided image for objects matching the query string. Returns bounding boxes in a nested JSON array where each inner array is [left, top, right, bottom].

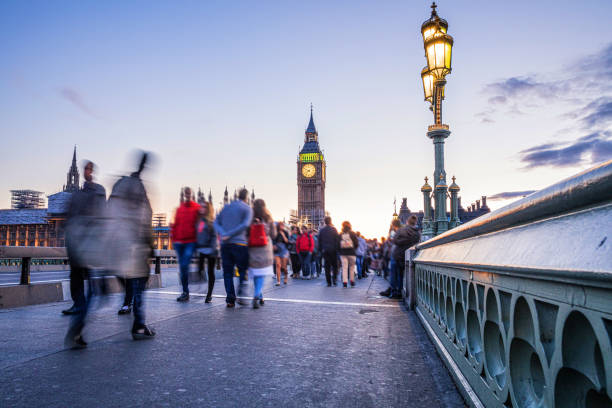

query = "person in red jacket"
[[295, 225, 314, 278], [171, 187, 201, 301]]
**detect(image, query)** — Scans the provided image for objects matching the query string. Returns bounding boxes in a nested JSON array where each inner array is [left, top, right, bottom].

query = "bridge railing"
[[0, 247, 177, 285], [405, 159, 612, 408]]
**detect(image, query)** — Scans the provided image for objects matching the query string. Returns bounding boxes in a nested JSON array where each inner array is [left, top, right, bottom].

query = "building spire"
[[64, 145, 80, 192], [306, 104, 317, 135]]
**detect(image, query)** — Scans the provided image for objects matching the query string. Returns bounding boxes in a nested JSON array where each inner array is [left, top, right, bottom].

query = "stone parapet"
[[408, 159, 612, 407]]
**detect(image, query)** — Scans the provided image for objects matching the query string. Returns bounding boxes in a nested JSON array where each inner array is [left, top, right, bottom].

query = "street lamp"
[[421, 2, 453, 126], [419, 2, 455, 237]]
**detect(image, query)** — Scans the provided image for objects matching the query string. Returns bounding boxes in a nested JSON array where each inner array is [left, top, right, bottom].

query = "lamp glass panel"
[[435, 41, 445, 70], [427, 44, 435, 71], [422, 72, 433, 101], [445, 42, 452, 70]]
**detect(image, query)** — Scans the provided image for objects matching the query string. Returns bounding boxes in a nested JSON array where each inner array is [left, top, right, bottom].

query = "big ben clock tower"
[[297, 106, 326, 228]]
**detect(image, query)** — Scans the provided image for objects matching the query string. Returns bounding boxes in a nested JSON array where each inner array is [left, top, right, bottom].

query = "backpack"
[[340, 232, 354, 249], [248, 222, 268, 247]]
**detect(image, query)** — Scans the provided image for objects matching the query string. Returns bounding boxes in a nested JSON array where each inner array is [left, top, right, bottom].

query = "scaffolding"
[[152, 213, 167, 228], [10, 190, 45, 209]]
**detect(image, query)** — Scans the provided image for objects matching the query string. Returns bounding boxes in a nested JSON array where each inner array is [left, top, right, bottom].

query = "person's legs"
[[198, 253, 205, 278], [131, 277, 147, 327], [390, 261, 405, 297], [281, 257, 288, 283], [290, 253, 301, 278], [221, 244, 237, 304], [174, 243, 188, 294], [235, 245, 249, 301], [348, 255, 356, 285], [274, 256, 281, 284], [253, 276, 264, 299], [65, 267, 90, 346], [323, 251, 336, 285], [64, 265, 85, 313], [206, 255, 216, 300], [356, 255, 363, 278], [300, 252, 311, 277], [340, 255, 348, 284]]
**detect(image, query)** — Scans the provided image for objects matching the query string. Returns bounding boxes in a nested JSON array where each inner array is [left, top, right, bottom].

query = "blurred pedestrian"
[[196, 200, 218, 303], [63, 161, 106, 348], [172, 187, 201, 302], [105, 151, 156, 340], [338, 221, 359, 288], [248, 199, 276, 308], [273, 221, 290, 285], [288, 226, 301, 278], [214, 188, 253, 307], [318, 216, 339, 287], [355, 231, 367, 279]]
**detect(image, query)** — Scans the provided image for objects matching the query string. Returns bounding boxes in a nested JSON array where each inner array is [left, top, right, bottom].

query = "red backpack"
[[248, 221, 268, 247]]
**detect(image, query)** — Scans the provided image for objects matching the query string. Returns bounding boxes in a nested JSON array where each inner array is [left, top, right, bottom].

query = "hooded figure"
[[105, 152, 156, 339]]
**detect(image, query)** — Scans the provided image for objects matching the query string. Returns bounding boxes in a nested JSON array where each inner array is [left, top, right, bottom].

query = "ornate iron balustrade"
[[406, 159, 612, 408]]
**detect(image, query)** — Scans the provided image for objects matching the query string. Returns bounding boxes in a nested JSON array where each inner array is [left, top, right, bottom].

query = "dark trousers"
[[299, 251, 311, 277], [131, 277, 148, 327], [67, 265, 91, 336], [221, 244, 248, 304], [69, 265, 87, 308], [390, 260, 405, 296], [322, 250, 339, 285], [118, 277, 134, 307], [198, 253, 217, 298], [289, 253, 301, 276]]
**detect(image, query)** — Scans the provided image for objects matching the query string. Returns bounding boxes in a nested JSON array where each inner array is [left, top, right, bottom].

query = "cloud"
[[519, 131, 612, 168], [488, 190, 537, 201], [476, 43, 612, 169], [59, 87, 100, 119]]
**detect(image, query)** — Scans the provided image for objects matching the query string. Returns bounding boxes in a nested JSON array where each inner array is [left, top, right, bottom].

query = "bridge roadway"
[[0, 272, 465, 407]]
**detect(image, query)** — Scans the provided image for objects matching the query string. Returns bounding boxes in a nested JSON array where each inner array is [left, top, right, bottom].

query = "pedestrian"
[[296, 225, 314, 279], [288, 226, 301, 278], [248, 199, 276, 308], [388, 215, 421, 299], [318, 216, 339, 287], [214, 188, 253, 307], [338, 221, 359, 288], [273, 221, 290, 285], [105, 151, 156, 340], [171, 187, 201, 302], [63, 161, 106, 348], [196, 200, 219, 303], [311, 230, 321, 278], [355, 231, 367, 279]]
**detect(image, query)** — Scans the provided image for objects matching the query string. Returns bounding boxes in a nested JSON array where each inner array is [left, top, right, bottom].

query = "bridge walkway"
[[0, 273, 464, 407]]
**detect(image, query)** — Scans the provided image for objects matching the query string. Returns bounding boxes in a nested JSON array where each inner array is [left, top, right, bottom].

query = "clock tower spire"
[[297, 105, 326, 228]]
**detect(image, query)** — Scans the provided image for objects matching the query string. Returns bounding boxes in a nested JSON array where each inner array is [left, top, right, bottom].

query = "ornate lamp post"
[[420, 2, 454, 236]]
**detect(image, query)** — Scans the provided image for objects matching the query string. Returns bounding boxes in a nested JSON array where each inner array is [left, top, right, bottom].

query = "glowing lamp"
[[424, 31, 453, 79]]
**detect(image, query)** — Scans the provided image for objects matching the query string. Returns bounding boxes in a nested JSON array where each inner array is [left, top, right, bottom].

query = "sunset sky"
[[1, 0, 611, 238]]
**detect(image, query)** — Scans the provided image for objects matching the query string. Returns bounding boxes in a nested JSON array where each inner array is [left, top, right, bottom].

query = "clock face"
[[302, 163, 316, 178]]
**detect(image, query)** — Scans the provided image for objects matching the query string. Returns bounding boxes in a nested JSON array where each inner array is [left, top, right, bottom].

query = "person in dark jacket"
[[288, 226, 301, 278], [171, 187, 201, 302], [318, 216, 339, 286], [63, 161, 106, 348], [196, 201, 218, 303], [337, 221, 359, 287], [382, 216, 420, 299]]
